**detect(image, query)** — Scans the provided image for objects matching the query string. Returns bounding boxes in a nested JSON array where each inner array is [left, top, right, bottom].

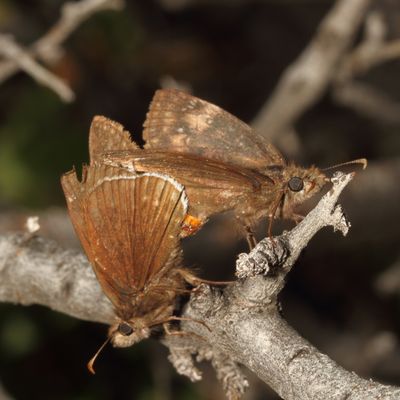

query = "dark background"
[[1, 1, 400, 399]]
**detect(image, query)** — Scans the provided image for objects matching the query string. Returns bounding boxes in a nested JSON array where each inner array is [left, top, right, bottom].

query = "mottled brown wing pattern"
[[89, 116, 138, 163], [61, 164, 187, 312], [143, 89, 285, 170]]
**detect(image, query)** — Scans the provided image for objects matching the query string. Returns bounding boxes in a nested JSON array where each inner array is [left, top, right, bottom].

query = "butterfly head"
[[282, 164, 328, 210], [282, 158, 367, 208], [111, 320, 151, 348]]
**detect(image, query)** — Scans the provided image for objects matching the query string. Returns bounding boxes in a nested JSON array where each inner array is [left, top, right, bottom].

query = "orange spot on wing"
[[182, 215, 203, 237]]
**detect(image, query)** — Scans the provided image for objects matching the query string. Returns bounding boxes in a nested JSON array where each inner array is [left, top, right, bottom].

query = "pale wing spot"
[[185, 113, 211, 133], [188, 100, 197, 109], [171, 133, 187, 147]]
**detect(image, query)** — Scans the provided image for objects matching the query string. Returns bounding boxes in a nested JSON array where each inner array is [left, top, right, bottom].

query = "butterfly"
[[62, 160, 199, 372], [96, 90, 365, 247]]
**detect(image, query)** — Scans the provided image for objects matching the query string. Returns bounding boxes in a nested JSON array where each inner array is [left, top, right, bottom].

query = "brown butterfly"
[[61, 162, 199, 372], [95, 89, 366, 246]]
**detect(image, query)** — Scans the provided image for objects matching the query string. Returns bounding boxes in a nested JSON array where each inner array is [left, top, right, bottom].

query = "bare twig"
[[236, 172, 352, 284], [333, 81, 400, 124], [333, 11, 400, 122], [0, 34, 75, 102], [251, 1, 400, 151], [33, 0, 125, 63], [0, 0, 124, 100], [252, 0, 371, 141], [1, 172, 399, 398], [336, 11, 400, 81]]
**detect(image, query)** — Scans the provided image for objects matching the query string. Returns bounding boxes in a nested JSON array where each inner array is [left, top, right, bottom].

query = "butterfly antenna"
[[322, 158, 367, 172], [87, 336, 112, 375]]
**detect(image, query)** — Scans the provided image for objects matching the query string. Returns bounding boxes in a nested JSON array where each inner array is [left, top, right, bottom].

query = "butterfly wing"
[[103, 150, 274, 219], [143, 89, 285, 170], [89, 116, 139, 163], [106, 150, 268, 190], [61, 164, 187, 314]]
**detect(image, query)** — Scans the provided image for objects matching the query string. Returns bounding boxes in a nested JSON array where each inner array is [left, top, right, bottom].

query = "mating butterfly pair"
[[61, 89, 366, 372]]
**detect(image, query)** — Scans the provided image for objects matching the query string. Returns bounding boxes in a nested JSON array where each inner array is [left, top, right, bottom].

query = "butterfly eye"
[[288, 177, 304, 192], [118, 322, 134, 336]]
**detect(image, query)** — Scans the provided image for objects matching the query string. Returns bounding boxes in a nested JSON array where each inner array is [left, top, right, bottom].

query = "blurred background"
[[1, 0, 400, 399]]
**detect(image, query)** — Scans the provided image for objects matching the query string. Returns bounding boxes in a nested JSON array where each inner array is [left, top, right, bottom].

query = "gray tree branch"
[[0, 232, 114, 325], [1, 172, 399, 399]]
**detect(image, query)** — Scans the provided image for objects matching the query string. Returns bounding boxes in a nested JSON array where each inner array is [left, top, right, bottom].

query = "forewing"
[[61, 164, 187, 311], [89, 116, 139, 163], [143, 89, 285, 170], [104, 150, 271, 192]]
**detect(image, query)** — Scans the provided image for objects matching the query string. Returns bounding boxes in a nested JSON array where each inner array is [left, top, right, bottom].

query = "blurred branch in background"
[[333, 10, 400, 123], [0, 381, 13, 400], [375, 257, 400, 296], [156, 0, 338, 12], [252, 0, 371, 156], [250, 0, 400, 157], [334, 82, 400, 125], [0, 208, 78, 249], [0, 34, 74, 102], [0, 0, 125, 102]]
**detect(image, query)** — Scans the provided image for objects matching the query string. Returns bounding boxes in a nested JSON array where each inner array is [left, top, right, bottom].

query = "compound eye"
[[288, 176, 304, 192], [118, 322, 134, 336]]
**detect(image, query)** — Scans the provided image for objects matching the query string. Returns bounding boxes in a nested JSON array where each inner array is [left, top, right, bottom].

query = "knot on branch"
[[235, 237, 290, 279], [331, 204, 351, 235], [168, 346, 202, 382], [166, 338, 248, 400]]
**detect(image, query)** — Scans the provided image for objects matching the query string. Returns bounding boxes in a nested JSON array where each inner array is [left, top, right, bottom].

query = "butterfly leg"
[[163, 323, 206, 342], [244, 225, 257, 250], [162, 322, 175, 336], [292, 213, 304, 224], [167, 316, 211, 332], [267, 191, 285, 240], [282, 207, 304, 224], [177, 268, 234, 287]]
